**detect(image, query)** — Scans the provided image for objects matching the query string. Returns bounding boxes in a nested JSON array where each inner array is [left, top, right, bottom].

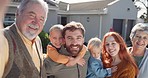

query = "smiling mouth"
[[72, 46, 78, 49], [28, 24, 38, 30], [109, 50, 115, 54], [136, 42, 144, 46], [70, 46, 80, 50]]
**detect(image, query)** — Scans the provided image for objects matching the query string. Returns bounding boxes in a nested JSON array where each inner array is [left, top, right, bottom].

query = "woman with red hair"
[[101, 32, 138, 78]]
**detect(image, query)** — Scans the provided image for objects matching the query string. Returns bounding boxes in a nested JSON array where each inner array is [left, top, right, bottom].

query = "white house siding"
[[69, 15, 100, 42], [108, 0, 137, 20], [101, 15, 111, 39], [102, 0, 137, 41], [44, 10, 58, 32]]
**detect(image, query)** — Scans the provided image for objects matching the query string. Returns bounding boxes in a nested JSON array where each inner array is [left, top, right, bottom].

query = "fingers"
[[77, 58, 86, 66], [80, 61, 86, 66], [111, 66, 118, 73]]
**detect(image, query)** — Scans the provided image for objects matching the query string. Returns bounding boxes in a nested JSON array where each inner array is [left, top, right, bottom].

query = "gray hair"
[[87, 37, 101, 51], [49, 24, 64, 35], [17, 0, 48, 15], [130, 23, 148, 40]]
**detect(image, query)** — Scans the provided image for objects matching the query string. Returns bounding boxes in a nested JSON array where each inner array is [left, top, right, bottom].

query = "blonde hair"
[[49, 24, 64, 35], [87, 37, 101, 51]]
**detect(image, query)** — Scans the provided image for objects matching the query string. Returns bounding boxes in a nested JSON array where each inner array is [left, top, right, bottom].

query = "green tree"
[[133, 0, 148, 22]]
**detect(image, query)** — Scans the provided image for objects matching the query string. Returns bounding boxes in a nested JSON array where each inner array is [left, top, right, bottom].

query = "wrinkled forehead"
[[24, 1, 48, 16], [65, 30, 83, 36], [135, 30, 148, 35], [50, 29, 62, 36], [26, 2, 46, 11]]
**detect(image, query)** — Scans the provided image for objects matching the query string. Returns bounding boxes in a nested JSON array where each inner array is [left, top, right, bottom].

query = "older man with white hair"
[[0, 0, 49, 78]]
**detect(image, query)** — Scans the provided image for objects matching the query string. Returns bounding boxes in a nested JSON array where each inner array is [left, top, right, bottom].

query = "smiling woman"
[[101, 32, 138, 78], [129, 23, 148, 78]]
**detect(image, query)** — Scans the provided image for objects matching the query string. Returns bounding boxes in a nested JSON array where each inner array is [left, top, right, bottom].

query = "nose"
[[108, 44, 113, 49], [71, 39, 78, 45], [56, 38, 61, 43], [32, 17, 39, 25]]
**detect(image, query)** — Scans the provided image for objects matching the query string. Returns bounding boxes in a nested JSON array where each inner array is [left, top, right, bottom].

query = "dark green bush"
[[39, 31, 50, 53]]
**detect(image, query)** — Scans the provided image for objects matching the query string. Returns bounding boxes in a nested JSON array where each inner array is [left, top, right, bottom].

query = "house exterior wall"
[[59, 0, 137, 42], [69, 15, 100, 42], [101, 15, 112, 39], [101, 0, 137, 40], [108, 0, 137, 20], [44, 10, 58, 32]]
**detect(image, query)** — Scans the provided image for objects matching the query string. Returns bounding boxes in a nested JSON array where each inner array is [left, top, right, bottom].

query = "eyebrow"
[[29, 11, 45, 20], [67, 35, 83, 38], [29, 11, 36, 15], [67, 36, 72, 38], [77, 35, 83, 38]]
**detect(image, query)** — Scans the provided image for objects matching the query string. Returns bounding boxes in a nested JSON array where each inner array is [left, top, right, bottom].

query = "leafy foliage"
[[140, 12, 148, 22], [134, 0, 148, 22], [39, 31, 50, 53]]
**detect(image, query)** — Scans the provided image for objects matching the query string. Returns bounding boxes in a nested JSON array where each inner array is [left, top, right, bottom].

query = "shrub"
[[39, 31, 50, 53]]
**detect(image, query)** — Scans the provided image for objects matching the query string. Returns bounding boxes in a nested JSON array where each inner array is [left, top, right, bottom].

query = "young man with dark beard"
[[44, 21, 90, 78]]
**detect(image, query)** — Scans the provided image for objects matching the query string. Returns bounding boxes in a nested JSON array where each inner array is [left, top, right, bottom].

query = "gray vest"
[[2, 25, 46, 78]]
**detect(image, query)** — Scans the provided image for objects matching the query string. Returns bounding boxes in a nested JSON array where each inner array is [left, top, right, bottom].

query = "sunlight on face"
[[105, 36, 120, 57], [65, 30, 84, 56], [16, 3, 47, 40], [132, 30, 148, 50], [50, 29, 63, 48], [90, 46, 101, 59]]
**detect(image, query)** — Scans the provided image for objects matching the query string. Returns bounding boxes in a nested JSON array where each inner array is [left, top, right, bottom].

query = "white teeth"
[[109, 50, 114, 52], [72, 46, 78, 49], [109, 50, 115, 53], [72, 47, 77, 48], [137, 45, 143, 47], [28, 24, 38, 30]]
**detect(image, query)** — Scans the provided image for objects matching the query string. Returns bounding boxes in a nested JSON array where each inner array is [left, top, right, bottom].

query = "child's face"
[[49, 29, 64, 48], [90, 46, 101, 59]]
